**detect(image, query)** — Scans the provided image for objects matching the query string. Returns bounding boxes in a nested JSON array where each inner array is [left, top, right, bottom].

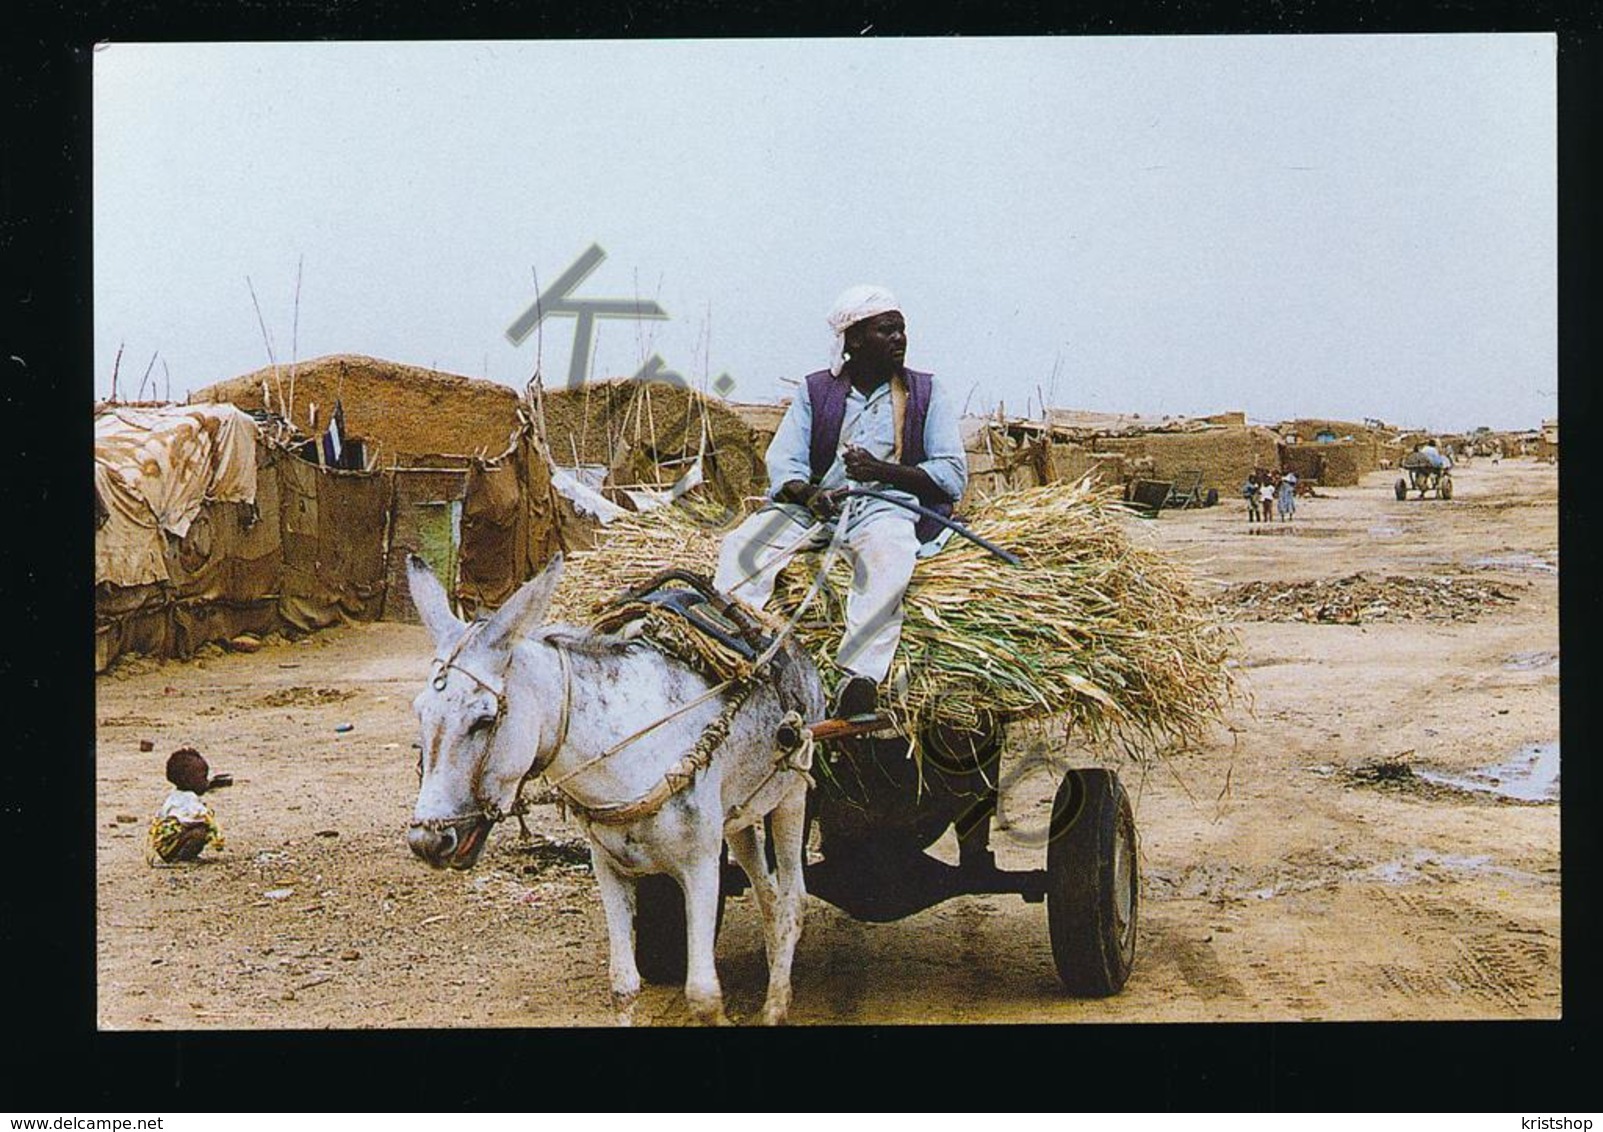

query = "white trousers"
[[714, 505, 919, 683]]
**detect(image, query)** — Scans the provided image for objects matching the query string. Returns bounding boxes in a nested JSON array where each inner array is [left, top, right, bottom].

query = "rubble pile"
[[1218, 573, 1523, 624]]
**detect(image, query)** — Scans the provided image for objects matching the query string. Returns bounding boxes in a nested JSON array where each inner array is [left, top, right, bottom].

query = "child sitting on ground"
[[148, 747, 231, 864]]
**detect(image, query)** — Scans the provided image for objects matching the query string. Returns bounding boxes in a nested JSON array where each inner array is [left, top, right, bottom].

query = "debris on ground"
[[1346, 749, 1417, 784], [255, 686, 357, 708], [1338, 747, 1555, 806], [511, 834, 593, 872], [1218, 573, 1522, 624]]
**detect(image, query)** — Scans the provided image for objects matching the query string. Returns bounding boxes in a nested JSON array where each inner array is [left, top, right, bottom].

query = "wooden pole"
[[246, 274, 283, 418], [288, 254, 303, 424], [136, 350, 158, 401]]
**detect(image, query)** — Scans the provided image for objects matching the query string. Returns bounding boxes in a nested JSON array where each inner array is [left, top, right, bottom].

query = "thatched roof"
[[193, 354, 524, 464], [539, 376, 770, 508]]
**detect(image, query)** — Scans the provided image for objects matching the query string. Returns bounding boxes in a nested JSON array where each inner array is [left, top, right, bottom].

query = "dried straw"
[[551, 480, 1238, 760]]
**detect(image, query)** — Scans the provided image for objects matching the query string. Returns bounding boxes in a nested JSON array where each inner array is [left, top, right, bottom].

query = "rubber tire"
[[1440, 476, 1453, 500], [1395, 478, 1408, 501], [1046, 768, 1139, 997], [1204, 487, 1220, 507], [633, 848, 729, 986]]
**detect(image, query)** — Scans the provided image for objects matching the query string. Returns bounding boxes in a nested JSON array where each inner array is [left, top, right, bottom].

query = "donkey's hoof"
[[688, 1001, 731, 1026], [611, 988, 639, 1026]]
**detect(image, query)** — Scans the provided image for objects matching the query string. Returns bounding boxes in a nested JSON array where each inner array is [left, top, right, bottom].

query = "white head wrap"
[[827, 284, 901, 376]]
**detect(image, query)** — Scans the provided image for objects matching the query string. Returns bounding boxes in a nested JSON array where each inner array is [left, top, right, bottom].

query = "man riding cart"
[[1396, 438, 1455, 500], [714, 285, 967, 722]]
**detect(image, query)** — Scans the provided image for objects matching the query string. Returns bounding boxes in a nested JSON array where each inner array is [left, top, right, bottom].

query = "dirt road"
[[95, 458, 1559, 1026]]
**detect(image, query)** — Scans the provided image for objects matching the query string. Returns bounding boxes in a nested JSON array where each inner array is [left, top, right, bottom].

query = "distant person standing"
[[1242, 475, 1261, 523], [1277, 471, 1298, 521], [1258, 475, 1275, 522]]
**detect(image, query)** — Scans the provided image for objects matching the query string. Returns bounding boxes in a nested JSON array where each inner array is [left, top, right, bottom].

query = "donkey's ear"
[[482, 553, 565, 650], [406, 554, 463, 648]]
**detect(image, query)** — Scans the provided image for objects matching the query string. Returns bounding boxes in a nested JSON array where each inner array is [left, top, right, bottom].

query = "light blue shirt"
[[765, 375, 968, 506], [1418, 445, 1450, 470], [758, 375, 967, 555]]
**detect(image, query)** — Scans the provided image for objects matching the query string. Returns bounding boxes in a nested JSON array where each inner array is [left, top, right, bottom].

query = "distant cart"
[[1395, 453, 1454, 500], [1124, 471, 1220, 516], [1163, 469, 1220, 510]]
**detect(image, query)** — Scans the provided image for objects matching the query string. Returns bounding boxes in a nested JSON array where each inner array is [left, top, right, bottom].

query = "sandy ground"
[[95, 458, 1560, 1027]]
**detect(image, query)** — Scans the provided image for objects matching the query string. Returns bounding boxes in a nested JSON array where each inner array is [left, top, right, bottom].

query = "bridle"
[[409, 624, 573, 837]]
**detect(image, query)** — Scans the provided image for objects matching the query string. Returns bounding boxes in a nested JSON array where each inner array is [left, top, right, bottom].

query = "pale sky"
[[94, 35, 1556, 431]]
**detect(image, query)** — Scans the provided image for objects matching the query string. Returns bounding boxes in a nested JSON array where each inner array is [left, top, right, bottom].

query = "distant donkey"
[[404, 553, 823, 1025]]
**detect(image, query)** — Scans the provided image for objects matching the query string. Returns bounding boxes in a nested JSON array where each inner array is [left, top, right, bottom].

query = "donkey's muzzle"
[[408, 819, 491, 870], [408, 822, 456, 867]]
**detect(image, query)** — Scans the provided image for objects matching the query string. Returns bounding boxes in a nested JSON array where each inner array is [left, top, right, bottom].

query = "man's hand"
[[842, 446, 892, 482], [840, 448, 942, 501], [777, 480, 841, 522]]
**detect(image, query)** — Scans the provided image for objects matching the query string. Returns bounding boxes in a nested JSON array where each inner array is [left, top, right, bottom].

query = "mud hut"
[[1087, 424, 1283, 494], [1534, 420, 1558, 463], [1276, 417, 1395, 476], [1281, 439, 1362, 486]]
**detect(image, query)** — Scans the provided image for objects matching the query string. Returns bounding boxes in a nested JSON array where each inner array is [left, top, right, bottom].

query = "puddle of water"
[[1350, 851, 1550, 888], [1470, 552, 1558, 575], [1503, 650, 1559, 672], [1415, 742, 1560, 803], [1356, 853, 1484, 884]]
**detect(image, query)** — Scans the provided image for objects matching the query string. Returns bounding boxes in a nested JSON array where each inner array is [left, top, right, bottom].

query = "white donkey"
[[405, 553, 823, 1025]]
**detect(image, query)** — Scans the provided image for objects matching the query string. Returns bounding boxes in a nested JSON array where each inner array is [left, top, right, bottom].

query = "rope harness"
[[543, 499, 853, 824], [415, 500, 857, 837]]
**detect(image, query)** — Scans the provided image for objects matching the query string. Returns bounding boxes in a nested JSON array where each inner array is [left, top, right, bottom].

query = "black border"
[[8, 0, 1598, 1111]]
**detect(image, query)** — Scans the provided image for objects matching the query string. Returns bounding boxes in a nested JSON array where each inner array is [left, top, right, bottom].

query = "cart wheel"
[[634, 848, 729, 985], [1046, 768, 1139, 997], [1204, 487, 1219, 508], [1440, 476, 1453, 500], [1394, 478, 1408, 501]]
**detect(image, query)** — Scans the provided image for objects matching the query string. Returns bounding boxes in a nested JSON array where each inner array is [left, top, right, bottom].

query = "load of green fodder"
[[550, 480, 1238, 760]]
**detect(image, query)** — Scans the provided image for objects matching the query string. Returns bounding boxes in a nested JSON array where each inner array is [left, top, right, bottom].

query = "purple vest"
[[804, 368, 954, 544]]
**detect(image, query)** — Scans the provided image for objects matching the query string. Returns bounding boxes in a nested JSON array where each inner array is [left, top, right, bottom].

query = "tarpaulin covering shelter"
[[95, 397, 569, 672], [95, 404, 260, 587], [95, 404, 394, 671], [455, 422, 565, 617]]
